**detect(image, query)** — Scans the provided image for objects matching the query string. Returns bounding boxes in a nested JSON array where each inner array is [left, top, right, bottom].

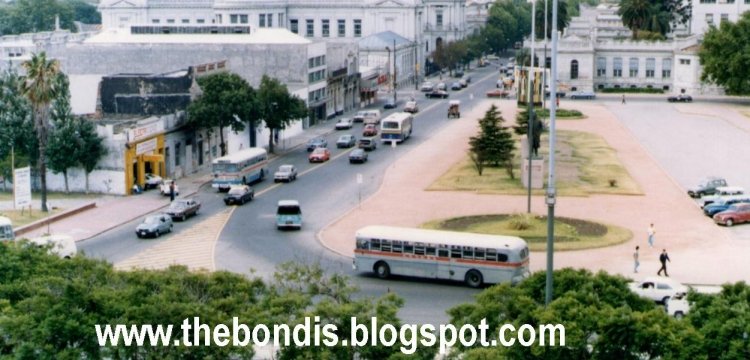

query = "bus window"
[[462, 246, 474, 259], [438, 249, 448, 257], [497, 253, 509, 262], [392, 242, 403, 253], [404, 243, 414, 254], [414, 245, 425, 255], [426, 247, 437, 256], [356, 239, 369, 249], [486, 249, 497, 261], [474, 248, 485, 260], [381, 240, 391, 252], [451, 246, 462, 259], [371, 239, 381, 250]]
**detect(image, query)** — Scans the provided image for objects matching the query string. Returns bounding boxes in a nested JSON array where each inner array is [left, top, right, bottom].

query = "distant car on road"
[[688, 176, 728, 198], [462, 75, 472, 84], [27, 234, 78, 258], [308, 147, 331, 163], [276, 200, 302, 230], [274, 164, 298, 183], [570, 91, 596, 100], [426, 90, 449, 99], [135, 213, 173, 238], [224, 185, 254, 205], [306, 137, 328, 151], [450, 82, 462, 91], [166, 198, 201, 222], [668, 94, 692, 102], [336, 134, 357, 148], [666, 292, 690, 319], [362, 124, 378, 137], [335, 118, 354, 130], [420, 82, 435, 92], [358, 137, 378, 151], [349, 149, 369, 164], [159, 180, 179, 196], [144, 173, 162, 190], [403, 100, 419, 113], [458, 79, 468, 88], [384, 98, 397, 109], [436, 82, 447, 91], [629, 277, 688, 304], [454, 69, 464, 77], [486, 89, 509, 98], [713, 203, 750, 227]]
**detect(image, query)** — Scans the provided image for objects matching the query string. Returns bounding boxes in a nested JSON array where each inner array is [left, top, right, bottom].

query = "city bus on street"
[[353, 226, 530, 288], [0, 216, 14, 241], [380, 112, 413, 144], [212, 148, 268, 191]]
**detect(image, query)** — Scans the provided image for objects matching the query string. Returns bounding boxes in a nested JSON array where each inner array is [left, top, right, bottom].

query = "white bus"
[[0, 216, 13, 241], [353, 226, 530, 288], [212, 148, 268, 190], [380, 112, 413, 143]]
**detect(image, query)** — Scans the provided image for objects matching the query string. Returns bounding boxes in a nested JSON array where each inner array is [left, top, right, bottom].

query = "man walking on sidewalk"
[[657, 249, 670, 276], [622, 94, 626, 104], [647, 223, 656, 247], [169, 181, 176, 202], [633, 246, 640, 273]]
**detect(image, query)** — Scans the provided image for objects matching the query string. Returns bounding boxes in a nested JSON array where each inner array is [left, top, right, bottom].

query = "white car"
[[274, 164, 298, 183], [27, 234, 77, 259], [420, 82, 435, 92], [629, 277, 689, 304], [144, 173, 162, 189], [700, 186, 745, 207], [335, 118, 354, 130], [666, 292, 690, 319], [159, 180, 179, 196]]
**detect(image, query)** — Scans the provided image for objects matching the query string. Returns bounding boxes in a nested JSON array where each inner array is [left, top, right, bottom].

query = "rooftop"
[[85, 27, 311, 45]]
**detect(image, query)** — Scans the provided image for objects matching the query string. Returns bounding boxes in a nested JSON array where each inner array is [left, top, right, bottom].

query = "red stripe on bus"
[[354, 249, 528, 268]]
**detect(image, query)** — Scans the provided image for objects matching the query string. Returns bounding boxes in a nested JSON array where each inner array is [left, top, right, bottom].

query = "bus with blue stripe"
[[212, 148, 268, 191], [380, 112, 413, 143]]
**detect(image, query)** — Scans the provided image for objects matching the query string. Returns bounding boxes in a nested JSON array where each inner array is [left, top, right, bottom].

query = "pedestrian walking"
[[622, 94, 626, 104], [169, 181, 176, 202], [657, 249, 670, 276], [647, 223, 656, 247], [633, 246, 640, 273]]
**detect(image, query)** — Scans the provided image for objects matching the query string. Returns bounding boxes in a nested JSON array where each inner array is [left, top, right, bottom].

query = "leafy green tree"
[[21, 52, 60, 212], [618, 0, 652, 39], [469, 105, 515, 178], [187, 72, 256, 156], [4, 0, 76, 35], [618, 0, 691, 38], [0, 68, 36, 190], [257, 75, 307, 154], [67, 0, 101, 24], [46, 73, 78, 192], [699, 12, 750, 95], [535, 0, 570, 39], [76, 117, 106, 193], [686, 282, 750, 359]]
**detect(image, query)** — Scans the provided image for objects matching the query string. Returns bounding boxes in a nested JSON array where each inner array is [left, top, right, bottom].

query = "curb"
[[14, 202, 97, 237]]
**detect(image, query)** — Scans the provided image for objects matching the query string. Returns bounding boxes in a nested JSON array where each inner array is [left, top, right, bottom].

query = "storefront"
[[125, 121, 166, 194]]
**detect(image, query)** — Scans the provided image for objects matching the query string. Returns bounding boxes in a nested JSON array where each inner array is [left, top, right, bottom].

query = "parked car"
[[458, 79, 468, 88], [436, 82, 447, 91], [224, 185, 254, 205], [306, 137, 328, 151], [462, 75, 472, 84], [700, 186, 745, 207], [135, 213, 173, 238], [358, 137, 378, 151], [666, 292, 690, 319], [420, 82, 435, 92], [335, 117, 354, 130], [159, 180, 179, 196], [704, 197, 750, 217], [688, 176, 728, 198], [384, 98, 397, 109], [450, 82, 462, 91], [486, 89, 509, 98], [144, 173, 162, 190], [454, 69, 464, 77], [426, 90, 449, 99], [668, 94, 692, 102], [353, 111, 368, 122], [362, 124, 378, 137], [274, 164, 298, 183], [629, 277, 688, 304], [403, 100, 419, 113], [570, 91, 596, 100], [165, 198, 201, 221], [713, 203, 750, 227], [308, 147, 331, 163], [27, 234, 77, 258], [349, 149, 369, 164], [336, 134, 357, 148]]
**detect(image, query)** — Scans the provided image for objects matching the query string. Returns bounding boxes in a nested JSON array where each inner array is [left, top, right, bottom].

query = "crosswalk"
[[115, 208, 234, 272]]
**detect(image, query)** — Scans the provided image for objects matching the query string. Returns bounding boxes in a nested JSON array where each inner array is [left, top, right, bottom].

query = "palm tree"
[[618, 0, 652, 39], [535, 0, 570, 39], [21, 52, 60, 212]]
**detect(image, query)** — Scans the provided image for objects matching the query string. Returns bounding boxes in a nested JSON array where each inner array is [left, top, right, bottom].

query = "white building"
[[690, 0, 750, 35]]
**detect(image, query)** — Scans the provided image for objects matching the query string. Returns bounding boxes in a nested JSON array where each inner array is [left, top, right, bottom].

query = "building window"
[[596, 57, 606, 77], [322, 19, 329, 37], [662, 58, 672, 78], [354, 19, 361, 37], [267, 13, 273, 27], [197, 19, 205, 24], [259, 14, 266, 27], [706, 14, 714, 25], [613, 57, 622, 77], [167, 19, 175, 24], [290, 19, 298, 34], [152, 19, 160, 24], [338, 19, 346, 36], [679, 58, 691, 65], [645, 58, 655, 78], [629, 57, 638, 77], [240, 15, 248, 24], [175, 143, 181, 166], [230, 14, 238, 24], [727, 0, 735, 3], [570, 60, 579, 79], [217, 14, 222, 23], [306, 19, 314, 37], [721, 14, 729, 22], [181, 19, 189, 24], [436, 10, 443, 28], [699, 0, 716, 3]]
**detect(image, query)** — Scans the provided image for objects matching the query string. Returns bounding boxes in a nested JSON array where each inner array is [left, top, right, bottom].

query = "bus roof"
[[356, 225, 527, 250], [381, 112, 412, 123], [0, 216, 11, 227], [212, 148, 267, 164]]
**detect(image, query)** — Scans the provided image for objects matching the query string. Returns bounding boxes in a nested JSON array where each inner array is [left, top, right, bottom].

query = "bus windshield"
[[382, 121, 399, 130], [213, 163, 238, 173]]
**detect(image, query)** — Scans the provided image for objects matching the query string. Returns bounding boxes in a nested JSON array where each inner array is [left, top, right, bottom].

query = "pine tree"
[[469, 105, 516, 178]]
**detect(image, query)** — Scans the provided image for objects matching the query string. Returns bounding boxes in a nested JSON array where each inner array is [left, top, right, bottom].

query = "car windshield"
[[313, 148, 326, 154], [279, 165, 292, 172], [144, 216, 161, 224], [277, 206, 301, 215], [228, 188, 246, 195], [339, 135, 351, 141], [170, 202, 188, 210]]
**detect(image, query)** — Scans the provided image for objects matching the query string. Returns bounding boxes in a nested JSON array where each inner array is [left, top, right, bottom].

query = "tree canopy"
[[257, 75, 307, 154], [534, 0, 571, 39], [617, 0, 691, 39], [468, 105, 515, 177], [699, 12, 750, 95], [0, 67, 36, 185]]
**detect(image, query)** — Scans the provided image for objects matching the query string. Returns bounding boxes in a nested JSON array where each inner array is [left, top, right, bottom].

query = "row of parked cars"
[[420, 75, 472, 99], [687, 176, 750, 226]]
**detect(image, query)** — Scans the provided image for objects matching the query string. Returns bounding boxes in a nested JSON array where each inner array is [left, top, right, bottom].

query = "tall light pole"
[[526, 0, 537, 214], [385, 39, 397, 104], [545, 0, 560, 308], [543, 0, 549, 110]]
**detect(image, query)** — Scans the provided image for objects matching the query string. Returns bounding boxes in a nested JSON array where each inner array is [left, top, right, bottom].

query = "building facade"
[[690, 0, 750, 35]]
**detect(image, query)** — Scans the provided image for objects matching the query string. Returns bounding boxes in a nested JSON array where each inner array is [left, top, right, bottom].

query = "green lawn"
[[0, 191, 101, 202], [427, 130, 642, 196], [0, 208, 63, 228], [422, 214, 633, 251]]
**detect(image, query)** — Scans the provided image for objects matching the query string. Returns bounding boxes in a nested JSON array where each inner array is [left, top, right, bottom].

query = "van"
[[362, 110, 381, 125], [0, 216, 13, 241], [27, 234, 77, 259], [276, 200, 302, 230], [358, 137, 378, 151]]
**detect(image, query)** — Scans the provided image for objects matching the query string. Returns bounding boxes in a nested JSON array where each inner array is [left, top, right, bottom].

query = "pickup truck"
[[165, 198, 201, 221]]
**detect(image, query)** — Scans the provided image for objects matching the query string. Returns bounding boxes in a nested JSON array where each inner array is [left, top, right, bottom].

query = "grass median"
[[427, 129, 642, 197], [0, 208, 63, 228], [422, 214, 632, 251]]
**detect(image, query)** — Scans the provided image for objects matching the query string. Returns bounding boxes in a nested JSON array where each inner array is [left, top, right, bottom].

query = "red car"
[[362, 124, 378, 137], [486, 89, 509, 98], [308, 148, 331, 163], [713, 203, 750, 227]]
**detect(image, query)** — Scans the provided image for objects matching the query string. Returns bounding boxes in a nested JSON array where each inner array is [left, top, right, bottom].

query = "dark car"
[[570, 91, 596, 100], [349, 149, 369, 164], [336, 134, 357, 148], [224, 185, 254, 205], [688, 177, 728, 198], [704, 198, 750, 217], [165, 198, 201, 221], [714, 203, 750, 227], [454, 69, 465, 77], [426, 90, 449, 99], [668, 94, 692, 102], [450, 82, 462, 90], [306, 137, 328, 151], [384, 98, 397, 109]]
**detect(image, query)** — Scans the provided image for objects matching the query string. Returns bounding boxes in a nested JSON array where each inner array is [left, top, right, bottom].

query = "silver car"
[[274, 164, 298, 182], [135, 213, 173, 238]]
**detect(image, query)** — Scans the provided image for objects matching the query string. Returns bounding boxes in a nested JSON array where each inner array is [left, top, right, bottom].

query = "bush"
[[508, 213, 534, 230], [534, 108, 583, 118], [600, 87, 665, 94]]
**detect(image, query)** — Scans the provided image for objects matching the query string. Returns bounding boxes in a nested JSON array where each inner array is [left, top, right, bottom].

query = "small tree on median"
[[257, 75, 308, 154], [77, 118, 106, 193], [46, 73, 78, 193], [469, 105, 515, 178]]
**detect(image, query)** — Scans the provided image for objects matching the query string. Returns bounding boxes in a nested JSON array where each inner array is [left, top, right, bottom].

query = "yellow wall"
[[125, 134, 165, 195]]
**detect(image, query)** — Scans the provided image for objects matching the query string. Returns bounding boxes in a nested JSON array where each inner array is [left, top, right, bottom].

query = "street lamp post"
[[545, 0, 560, 308], [543, 0, 548, 110], [526, 0, 536, 214], [385, 39, 397, 103]]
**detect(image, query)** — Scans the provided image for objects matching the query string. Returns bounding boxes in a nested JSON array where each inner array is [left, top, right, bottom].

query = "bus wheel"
[[374, 261, 391, 279], [259, 169, 265, 180], [465, 270, 483, 288], [242, 176, 247, 185]]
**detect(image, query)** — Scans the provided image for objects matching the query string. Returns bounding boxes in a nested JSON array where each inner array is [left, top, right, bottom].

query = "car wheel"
[[674, 311, 684, 319], [250, 193, 254, 201], [136, 234, 142, 239], [374, 261, 391, 279], [181, 214, 187, 222], [169, 225, 173, 233], [662, 296, 670, 304], [465, 270, 484, 288], [726, 219, 734, 227], [242, 176, 247, 185], [154, 230, 160, 238], [697, 191, 705, 198]]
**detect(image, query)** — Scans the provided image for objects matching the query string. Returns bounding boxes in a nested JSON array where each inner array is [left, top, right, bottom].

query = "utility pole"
[[393, 38, 398, 104], [545, 0, 560, 308], [526, 0, 536, 214], [543, 0, 549, 110]]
